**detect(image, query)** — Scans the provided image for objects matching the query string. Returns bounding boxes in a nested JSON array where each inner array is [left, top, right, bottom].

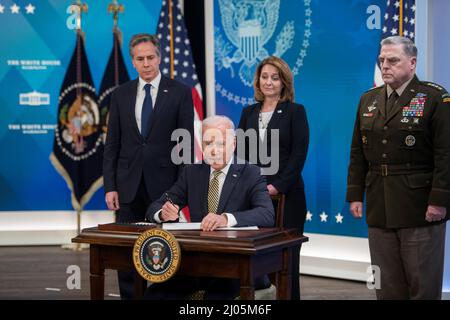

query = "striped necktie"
[[207, 170, 222, 213]]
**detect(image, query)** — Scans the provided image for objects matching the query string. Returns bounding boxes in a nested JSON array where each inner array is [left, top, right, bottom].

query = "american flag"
[[374, 0, 416, 86], [156, 0, 204, 162]]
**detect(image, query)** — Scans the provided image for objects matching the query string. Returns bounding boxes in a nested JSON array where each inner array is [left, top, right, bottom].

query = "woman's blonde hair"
[[253, 56, 294, 103]]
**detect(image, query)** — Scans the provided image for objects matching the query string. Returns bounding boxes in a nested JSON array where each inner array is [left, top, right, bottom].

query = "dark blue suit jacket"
[[238, 101, 309, 193], [145, 160, 275, 227], [103, 76, 194, 203]]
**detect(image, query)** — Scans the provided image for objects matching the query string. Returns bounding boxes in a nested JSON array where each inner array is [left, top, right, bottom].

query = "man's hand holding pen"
[[159, 193, 180, 222]]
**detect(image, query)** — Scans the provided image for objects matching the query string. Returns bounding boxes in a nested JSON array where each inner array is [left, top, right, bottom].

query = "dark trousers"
[[116, 176, 152, 300], [368, 223, 446, 300], [144, 276, 241, 300]]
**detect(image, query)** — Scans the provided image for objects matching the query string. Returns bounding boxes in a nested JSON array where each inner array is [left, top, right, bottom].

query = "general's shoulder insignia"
[[442, 93, 450, 103], [423, 82, 444, 92], [133, 228, 181, 283]]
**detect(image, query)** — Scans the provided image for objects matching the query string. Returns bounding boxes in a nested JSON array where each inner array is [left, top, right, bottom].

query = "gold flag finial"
[[108, 0, 125, 31]]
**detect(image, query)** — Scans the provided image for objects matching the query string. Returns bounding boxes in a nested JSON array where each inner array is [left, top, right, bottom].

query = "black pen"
[[165, 192, 180, 218]]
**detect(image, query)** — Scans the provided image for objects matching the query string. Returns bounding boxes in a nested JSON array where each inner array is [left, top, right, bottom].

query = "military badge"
[[362, 136, 368, 145], [133, 229, 181, 283], [367, 100, 377, 112], [425, 82, 444, 91], [405, 135, 416, 147], [402, 93, 426, 118], [401, 117, 409, 123]]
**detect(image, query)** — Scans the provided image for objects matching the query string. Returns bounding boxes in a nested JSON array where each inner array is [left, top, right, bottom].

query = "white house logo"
[[19, 91, 50, 106], [215, 0, 312, 106]]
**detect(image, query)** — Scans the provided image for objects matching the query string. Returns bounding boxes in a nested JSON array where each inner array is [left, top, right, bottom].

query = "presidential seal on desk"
[[133, 229, 181, 283]]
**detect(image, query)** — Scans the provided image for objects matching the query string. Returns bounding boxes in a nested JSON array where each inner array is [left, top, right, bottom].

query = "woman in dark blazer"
[[237, 56, 309, 299]]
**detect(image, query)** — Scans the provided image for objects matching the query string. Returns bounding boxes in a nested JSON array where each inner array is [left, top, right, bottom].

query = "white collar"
[[209, 158, 233, 177], [138, 71, 161, 91]]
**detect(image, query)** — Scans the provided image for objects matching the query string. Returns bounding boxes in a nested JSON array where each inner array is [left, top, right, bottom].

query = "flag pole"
[[108, 0, 125, 86], [169, 0, 175, 79], [61, 0, 90, 252], [62, 209, 88, 251], [399, 0, 404, 37]]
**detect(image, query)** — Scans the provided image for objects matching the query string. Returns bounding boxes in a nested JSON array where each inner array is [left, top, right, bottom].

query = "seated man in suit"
[[144, 115, 275, 300]]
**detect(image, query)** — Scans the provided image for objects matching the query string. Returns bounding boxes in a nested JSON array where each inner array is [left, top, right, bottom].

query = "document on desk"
[[162, 222, 259, 231]]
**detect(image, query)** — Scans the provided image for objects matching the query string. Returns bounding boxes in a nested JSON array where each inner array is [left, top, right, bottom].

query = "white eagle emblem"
[[216, 0, 295, 86]]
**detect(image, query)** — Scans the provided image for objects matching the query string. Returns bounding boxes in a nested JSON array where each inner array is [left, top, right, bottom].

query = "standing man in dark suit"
[[347, 36, 450, 299], [144, 115, 275, 300], [103, 33, 194, 299]]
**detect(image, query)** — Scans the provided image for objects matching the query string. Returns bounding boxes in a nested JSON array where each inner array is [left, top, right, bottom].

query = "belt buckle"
[[381, 164, 388, 177]]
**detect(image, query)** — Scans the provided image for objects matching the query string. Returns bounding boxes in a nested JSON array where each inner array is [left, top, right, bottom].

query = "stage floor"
[[0, 246, 375, 300]]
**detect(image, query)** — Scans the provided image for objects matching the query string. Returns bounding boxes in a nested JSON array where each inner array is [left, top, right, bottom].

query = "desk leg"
[[277, 247, 293, 300], [133, 273, 147, 299], [239, 258, 255, 300], [90, 245, 105, 300]]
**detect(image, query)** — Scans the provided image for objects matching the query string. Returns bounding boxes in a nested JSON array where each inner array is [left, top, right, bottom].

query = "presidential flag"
[[50, 31, 103, 211], [98, 29, 130, 144], [374, 0, 416, 86], [156, 0, 204, 162]]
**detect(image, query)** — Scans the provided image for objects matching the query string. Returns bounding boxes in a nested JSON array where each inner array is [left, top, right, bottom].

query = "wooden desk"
[[72, 227, 308, 300]]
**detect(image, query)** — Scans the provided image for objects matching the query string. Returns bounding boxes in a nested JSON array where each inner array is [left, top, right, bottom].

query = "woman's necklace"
[[259, 101, 277, 129], [259, 110, 273, 129]]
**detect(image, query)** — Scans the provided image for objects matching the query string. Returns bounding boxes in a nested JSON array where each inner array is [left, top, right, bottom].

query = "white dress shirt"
[[135, 72, 161, 133], [153, 158, 238, 227]]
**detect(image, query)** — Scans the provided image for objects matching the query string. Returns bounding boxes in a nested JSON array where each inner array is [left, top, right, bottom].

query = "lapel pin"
[[163, 89, 168, 93], [277, 110, 282, 113], [232, 174, 238, 178]]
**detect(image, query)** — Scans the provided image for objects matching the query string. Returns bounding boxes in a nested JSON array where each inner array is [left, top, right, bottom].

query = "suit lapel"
[[249, 103, 261, 131], [262, 101, 287, 146], [127, 79, 141, 138], [378, 86, 387, 119], [266, 101, 286, 132], [146, 76, 170, 139], [216, 162, 242, 214], [385, 76, 419, 124], [199, 163, 211, 218]]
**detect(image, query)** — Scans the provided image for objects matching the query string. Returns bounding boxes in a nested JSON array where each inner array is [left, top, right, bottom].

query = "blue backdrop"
[[214, 0, 386, 237], [1, 0, 386, 238], [0, 0, 162, 211]]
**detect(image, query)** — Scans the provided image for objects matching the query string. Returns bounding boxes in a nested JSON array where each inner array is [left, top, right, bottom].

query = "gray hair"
[[381, 36, 417, 57], [129, 33, 161, 57], [202, 115, 235, 134]]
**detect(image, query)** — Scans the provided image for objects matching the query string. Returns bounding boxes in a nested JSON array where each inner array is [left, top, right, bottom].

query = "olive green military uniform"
[[347, 75, 450, 299]]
